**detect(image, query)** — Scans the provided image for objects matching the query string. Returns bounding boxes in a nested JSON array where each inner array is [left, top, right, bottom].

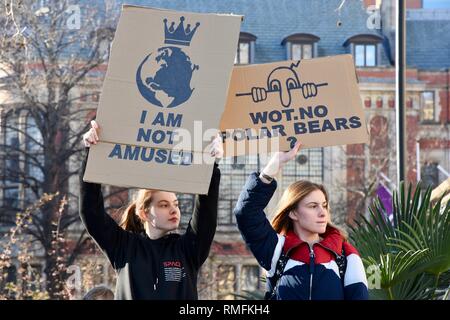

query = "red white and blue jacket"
[[234, 172, 369, 300]]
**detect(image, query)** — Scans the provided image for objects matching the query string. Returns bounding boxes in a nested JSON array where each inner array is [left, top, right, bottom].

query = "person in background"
[[83, 285, 114, 300]]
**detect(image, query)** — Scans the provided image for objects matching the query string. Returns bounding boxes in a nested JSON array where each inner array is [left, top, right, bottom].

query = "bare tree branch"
[[0, 0, 119, 298]]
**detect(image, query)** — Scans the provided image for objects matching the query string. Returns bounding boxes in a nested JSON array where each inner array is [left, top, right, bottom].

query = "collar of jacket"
[[283, 225, 344, 257]]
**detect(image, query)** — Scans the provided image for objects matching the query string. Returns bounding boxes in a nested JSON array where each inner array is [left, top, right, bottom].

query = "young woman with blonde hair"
[[234, 142, 368, 300], [80, 120, 222, 300]]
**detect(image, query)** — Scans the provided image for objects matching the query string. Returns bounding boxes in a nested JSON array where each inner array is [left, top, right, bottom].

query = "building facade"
[[1, 0, 449, 299]]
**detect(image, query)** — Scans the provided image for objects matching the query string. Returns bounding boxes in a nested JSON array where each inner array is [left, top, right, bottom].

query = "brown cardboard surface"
[[84, 5, 242, 194], [85, 141, 215, 193], [220, 55, 369, 156]]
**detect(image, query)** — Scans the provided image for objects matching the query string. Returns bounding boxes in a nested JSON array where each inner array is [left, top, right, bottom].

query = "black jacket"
[[79, 149, 220, 300]]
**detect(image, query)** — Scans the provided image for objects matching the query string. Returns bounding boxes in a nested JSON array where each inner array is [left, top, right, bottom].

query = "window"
[[421, 91, 435, 122], [217, 265, 236, 300], [21, 263, 44, 294], [292, 43, 313, 60], [25, 116, 43, 175], [99, 39, 111, 60], [343, 34, 383, 67], [234, 32, 256, 65], [354, 44, 376, 67], [0, 265, 17, 299], [231, 156, 245, 170], [2, 111, 21, 211], [218, 155, 259, 226], [1, 111, 45, 215], [5, 113, 20, 182], [95, 28, 114, 61], [5, 114, 20, 148], [235, 42, 250, 65], [178, 193, 195, 227], [4, 265, 17, 283], [421, 162, 439, 188], [240, 265, 260, 292], [24, 115, 44, 205], [93, 264, 106, 286], [216, 263, 261, 300], [282, 33, 320, 60], [281, 148, 324, 190], [3, 186, 19, 209]]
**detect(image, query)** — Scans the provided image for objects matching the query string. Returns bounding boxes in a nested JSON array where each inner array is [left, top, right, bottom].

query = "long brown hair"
[[271, 180, 347, 239], [120, 189, 154, 233]]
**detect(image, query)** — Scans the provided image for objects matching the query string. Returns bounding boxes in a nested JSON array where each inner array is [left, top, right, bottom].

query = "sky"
[[423, 0, 450, 9]]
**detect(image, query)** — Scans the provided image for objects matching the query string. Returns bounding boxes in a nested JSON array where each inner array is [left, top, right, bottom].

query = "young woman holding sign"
[[80, 120, 222, 300], [233, 142, 369, 300]]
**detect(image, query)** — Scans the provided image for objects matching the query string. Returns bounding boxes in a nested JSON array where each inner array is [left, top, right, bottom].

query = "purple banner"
[[376, 183, 393, 218]]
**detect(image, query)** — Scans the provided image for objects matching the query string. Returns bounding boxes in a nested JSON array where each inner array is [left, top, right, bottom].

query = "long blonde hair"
[[119, 189, 154, 233], [271, 180, 347, 239]]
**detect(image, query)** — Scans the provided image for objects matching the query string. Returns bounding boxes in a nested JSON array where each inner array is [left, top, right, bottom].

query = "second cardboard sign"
[[220, 55, 369, 156]]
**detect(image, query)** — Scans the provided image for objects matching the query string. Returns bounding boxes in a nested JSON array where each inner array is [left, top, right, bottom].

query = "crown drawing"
[[163, 16, 200, 46]]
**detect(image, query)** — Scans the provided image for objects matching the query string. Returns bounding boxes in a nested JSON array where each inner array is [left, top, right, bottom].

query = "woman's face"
[[290, 189, 329, 235], [144, 191, 180, 232]]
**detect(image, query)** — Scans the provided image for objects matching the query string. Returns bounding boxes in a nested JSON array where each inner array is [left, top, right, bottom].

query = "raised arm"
[[79, 121, 129, 268], [183, 134, 223, 268], [185, 162, 221, 268], [234, 172, 281, 271], [234, 142, 302, 272]]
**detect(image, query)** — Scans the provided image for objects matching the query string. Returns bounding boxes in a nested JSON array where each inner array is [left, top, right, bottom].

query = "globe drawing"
[[136, 46, 199, 108]]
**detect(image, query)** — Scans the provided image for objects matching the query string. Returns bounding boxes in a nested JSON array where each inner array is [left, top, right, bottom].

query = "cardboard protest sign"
[[84, 5, 242, 194], [220, 55, 369, 156]]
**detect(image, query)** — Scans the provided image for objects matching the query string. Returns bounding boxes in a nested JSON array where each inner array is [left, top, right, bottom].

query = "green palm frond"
[[366, 249, 428, 289], [350, 181, 450, 300], [389, 189, 450, 276], [390, 273, 436, 300]]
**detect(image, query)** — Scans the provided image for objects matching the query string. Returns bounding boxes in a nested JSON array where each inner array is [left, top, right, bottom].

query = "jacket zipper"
[[316, 242, 338, 256], [309, 245, 315, 300]]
